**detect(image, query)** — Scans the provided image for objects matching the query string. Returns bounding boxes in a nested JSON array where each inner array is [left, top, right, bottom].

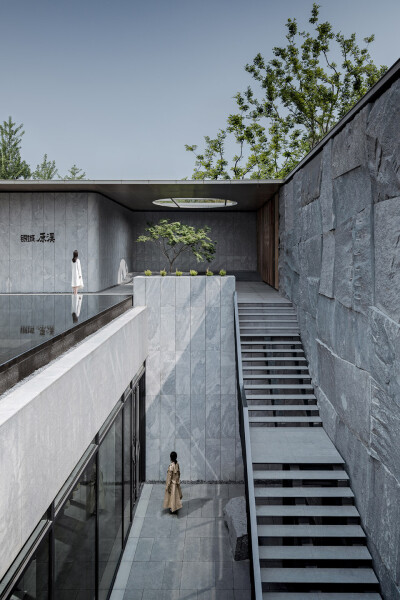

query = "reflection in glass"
[[9, 532, 49, 600], [71, 294, 83, 324], [54, 457, 96, 600], [123, 394, 132, 541], [98, 410, 123, 599]]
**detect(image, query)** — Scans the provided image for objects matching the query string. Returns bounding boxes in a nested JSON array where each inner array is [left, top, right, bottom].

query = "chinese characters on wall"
[[20, 325, 55, 335], [20, 233, 55, 243]]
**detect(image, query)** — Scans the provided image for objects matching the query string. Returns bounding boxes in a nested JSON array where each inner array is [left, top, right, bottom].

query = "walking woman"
[[163, 451, 183, 513], [71, 250, 84, 295]]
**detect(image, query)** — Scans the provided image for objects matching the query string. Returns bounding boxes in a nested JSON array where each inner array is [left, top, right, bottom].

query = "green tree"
[[137, 219, 216, 272], [0, 116, 31, 179], [186, 3, 387, 179], [31, 154, 58, 179], [61, 164, 86, 180]]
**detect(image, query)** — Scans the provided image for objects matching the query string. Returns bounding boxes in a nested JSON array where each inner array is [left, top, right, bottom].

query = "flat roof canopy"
[[0, 179, 283, 211]]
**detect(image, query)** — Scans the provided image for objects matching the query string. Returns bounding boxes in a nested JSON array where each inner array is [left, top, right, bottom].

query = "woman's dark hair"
[[72, 250, 78, 263], [170, 451, 177, 464]]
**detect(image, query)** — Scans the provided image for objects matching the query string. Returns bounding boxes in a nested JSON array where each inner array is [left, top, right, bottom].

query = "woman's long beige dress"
[[163, 461, 183, 512]]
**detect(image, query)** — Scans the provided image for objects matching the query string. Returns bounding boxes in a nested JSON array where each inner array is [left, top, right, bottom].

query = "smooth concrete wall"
[[279, 77, 400, 599], [133, 275, 243, 483], [131, 211, 257, 273], [0, 306, 147, 581]]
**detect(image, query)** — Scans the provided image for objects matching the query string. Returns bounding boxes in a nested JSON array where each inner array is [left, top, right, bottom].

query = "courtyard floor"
[[110, 483, 251, 600]]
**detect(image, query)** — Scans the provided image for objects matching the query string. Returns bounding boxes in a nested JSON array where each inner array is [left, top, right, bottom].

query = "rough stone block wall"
[[133, 275, 243, 483], [279, 78, 400, 599], [131, 211, 257, 273]]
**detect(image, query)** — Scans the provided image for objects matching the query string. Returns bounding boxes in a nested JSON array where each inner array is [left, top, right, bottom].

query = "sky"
[[1, 0, 399, 180]]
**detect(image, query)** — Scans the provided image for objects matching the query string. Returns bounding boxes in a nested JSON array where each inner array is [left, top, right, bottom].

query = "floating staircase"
[[238, 299, 381, 599]]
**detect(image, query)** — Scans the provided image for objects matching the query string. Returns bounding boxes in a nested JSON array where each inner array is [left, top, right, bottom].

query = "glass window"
[[7, 531, 49, 600], [98, 410, 123, 600], [54, 456, 96, 600], [123, 393, 132, 541]]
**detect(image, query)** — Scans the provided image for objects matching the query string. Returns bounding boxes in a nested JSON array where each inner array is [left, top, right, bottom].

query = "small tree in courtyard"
[[0, 116, 31, 180], [137, 219, 216, 273]]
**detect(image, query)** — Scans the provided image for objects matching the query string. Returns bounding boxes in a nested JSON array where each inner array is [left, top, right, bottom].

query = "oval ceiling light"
[[153, 198, 237, 208]]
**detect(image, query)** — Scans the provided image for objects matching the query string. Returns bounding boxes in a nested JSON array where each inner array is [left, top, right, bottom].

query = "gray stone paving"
[[111, 483, 251, 600]]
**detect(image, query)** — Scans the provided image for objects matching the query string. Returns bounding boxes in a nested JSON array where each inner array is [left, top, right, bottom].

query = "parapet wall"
[[133, 275, 243, 483], [279, 77, 400, 599]]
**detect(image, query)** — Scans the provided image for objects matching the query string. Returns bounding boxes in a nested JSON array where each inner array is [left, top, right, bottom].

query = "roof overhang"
[[0, 179, 283, 211]]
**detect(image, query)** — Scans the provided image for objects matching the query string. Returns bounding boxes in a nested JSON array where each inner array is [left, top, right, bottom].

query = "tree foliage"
[[32, 154, 58, 180], [0, 116, 31, 179], [186, 3, 387, 179], [61, 164, 86, 180], [137, 219, 216, 272]]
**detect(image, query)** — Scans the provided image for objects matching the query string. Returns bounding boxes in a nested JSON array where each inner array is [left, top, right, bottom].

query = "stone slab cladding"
[[133, 275, 243, 483], [0, 307, 147, 581], [279, 77, 400, 600], [0, 191, 256, 293]]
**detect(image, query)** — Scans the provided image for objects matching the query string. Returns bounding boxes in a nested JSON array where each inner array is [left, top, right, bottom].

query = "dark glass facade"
[[1, 370, 145, 600]]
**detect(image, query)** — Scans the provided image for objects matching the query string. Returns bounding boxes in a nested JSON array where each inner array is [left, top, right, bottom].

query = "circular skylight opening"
[[153, 198, 237, 208]]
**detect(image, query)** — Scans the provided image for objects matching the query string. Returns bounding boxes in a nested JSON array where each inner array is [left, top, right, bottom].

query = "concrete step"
[[256, 505, 358, 518], [241, 341, 303, 346], [253, 470, 348, 480], [241, 333, 301, 337], [242, 357, 307, 362], [255, 487, 354, 498], [240, 325, 299, 329], [245, 384, 314, 390], [243, 366, 309, 371], [244, 374, 311, 379], [260, 567, 378, 584], [262, 594, 381, 600], [258, 524, 365, 538], [247, 394, 316, 401], [259, 546, 372, 562], [249, 405, 319, 411], [250, 416, 322, 424]]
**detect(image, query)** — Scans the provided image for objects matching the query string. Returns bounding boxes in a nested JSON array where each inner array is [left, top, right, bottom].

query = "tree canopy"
[[186, 3, 387, 180], [137, 219, 216, 272], [0, 117, 31, 179], [61, 164, 86, 180], [32, 154, 58, 180]]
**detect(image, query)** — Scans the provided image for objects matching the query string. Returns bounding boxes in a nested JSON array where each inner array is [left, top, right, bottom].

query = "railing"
[[233, 291, 263, 599]]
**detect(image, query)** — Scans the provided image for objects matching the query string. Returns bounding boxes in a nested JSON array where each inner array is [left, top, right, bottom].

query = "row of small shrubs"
[[144, 269, 227, 277]]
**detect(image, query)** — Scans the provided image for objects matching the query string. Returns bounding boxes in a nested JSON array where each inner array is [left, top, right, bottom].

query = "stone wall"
[[0, 192, 258, 292], [131, 211, 257, 274], [0, 307, 147, 581], [133, 275, 243, 483], [0, 191, 134, 293], [279, 77, 400, 599]]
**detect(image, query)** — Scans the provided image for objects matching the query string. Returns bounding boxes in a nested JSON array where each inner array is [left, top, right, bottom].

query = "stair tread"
[[250, 416, 322, 423], [254, 470, 348, 480], [243, 366, 308, 370], [256, 505, 358, 517], [244, 375, 311, 380], [249, 405, 319, 411], [245, 384, 314, 389], [258, 525, 364, 538], [242, 357, 307, 361], [255, 487, 353, 497], [241, 333, 301, 337], [241, 342, 303, 346], [259, 545, 372, 561], [260, 567, 378, 584], [247, 395, 316, 400], [262, 594, 381, 600]]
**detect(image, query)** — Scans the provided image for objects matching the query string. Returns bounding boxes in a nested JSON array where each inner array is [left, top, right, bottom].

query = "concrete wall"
[[133, 275, 243, 483], [0, 307, 147, 580], [279, 77, 400, 599], [131, 211, 257, 273]]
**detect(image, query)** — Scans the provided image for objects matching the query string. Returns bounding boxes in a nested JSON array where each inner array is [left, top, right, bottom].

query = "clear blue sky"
[[1, 0, 399, 180]]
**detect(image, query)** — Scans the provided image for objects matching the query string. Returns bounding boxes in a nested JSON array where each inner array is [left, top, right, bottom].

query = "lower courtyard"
[[110, 483, 251, 600]]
